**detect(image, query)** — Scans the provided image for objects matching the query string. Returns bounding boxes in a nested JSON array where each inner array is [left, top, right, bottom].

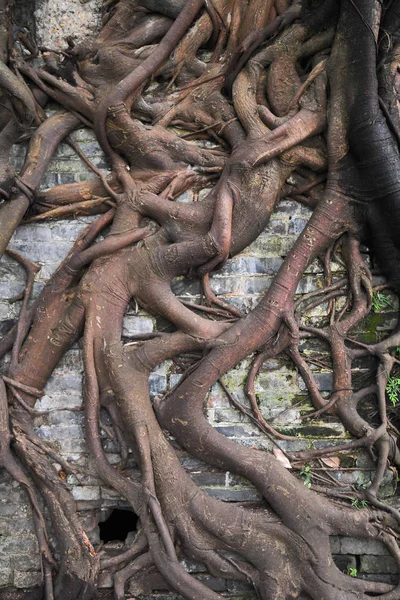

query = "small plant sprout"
[[351, 498, 369, 510], [386, 375, 400, 407], [372, 291, 393, 313], [300, 465, 312, 489], [347, 567, 358, 577]]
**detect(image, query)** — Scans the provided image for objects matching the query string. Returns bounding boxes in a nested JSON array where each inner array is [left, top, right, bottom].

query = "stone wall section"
[[34, 0, 103, 50], [0, 127, 399, 596]]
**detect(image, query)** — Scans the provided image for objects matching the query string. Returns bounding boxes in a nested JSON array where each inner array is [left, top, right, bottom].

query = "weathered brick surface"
[[34, 0, 103, 50], [0, 71, 397, 600]]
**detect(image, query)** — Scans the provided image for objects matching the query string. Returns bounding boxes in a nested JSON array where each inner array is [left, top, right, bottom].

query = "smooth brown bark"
[[1, 1, 400, 599]]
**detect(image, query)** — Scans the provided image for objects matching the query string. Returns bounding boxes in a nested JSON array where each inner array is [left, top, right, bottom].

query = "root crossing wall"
[[0, 0, 399, 596], [0, 128, 398, 596]]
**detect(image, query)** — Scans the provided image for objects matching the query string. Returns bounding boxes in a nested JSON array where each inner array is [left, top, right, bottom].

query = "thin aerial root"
[[24, 197, 113, 223], [100, 531, 148, 569], [3, 376, 44, 398], [220, 378, 298, 442], [201, 273, 243, 317], [113, 552, 153, 600], [5, 248, 40, 372], [287, 58, 327, 112], [43, 563, 54, 600]]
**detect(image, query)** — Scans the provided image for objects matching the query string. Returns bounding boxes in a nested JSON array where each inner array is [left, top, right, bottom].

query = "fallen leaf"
[[273, 448, 292, 469], [320, 456, 340, 468]]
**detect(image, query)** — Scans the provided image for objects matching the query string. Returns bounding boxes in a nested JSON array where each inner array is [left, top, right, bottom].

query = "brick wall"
[[1, 0, 399, 594], [0, 128, 398, 596]]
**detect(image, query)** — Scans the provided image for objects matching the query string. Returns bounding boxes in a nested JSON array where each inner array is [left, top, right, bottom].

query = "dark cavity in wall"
[[13, 0, 36, 42], [99, 508, 139, 542]]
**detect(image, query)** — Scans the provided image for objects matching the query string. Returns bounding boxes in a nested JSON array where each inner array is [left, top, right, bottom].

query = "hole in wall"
[[99, 508, 139, 542]]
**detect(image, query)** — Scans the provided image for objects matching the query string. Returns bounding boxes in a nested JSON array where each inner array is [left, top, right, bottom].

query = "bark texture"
[[1, 0, 400, 598]]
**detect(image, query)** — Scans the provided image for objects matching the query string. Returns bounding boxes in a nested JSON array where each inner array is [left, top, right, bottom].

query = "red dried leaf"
[[320, 456, 340, 468], [273, 448, 292, 469]]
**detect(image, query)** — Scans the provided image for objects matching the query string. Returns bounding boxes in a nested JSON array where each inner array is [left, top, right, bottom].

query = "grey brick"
[[0, 518, 11, 535], [0, 502, 26, 517], [0, 281, 25, 299], [210, 277, 244, 295], [72, 487, 101, 501], [38, 262, 61, 278], [70, 129, 96, 143], [206, 487, 262, 502], [122, 315, 154, 337], [58, 173, 78, 185], [13, 570, 42, 588], [101, 439, 120, 453], [360, 573, 397, 584], [35, 394, 82, 411], [45, 373, 83, 393], [11, 554, 41, 570], [36, 424, 84, 441], [11, 143, 28, 158], [247, 235, 295, 256], [176, 190, 194, 203], [77, 141, 103, 156], [329, 536, 341, 554], [91, 157, 110, 170], [360, 555, 398, 574], [214, 408, 244, 423], [57, 439, 88, 455], [226, 580, 254, 592], [296, 275, 324, 294], [332, 554, 357, 573], [48, 410, 83, 426], [191, 472, 226, 487], [218, 256, 283, 276], [39, 172, 59, 189], [169, 374, 183, 387], [266, 217, 287, 234], [9, 241, 70, 264], [50, 221, 93, 242], [340, 537, 390, 556], [12, 225, 53, 243], [0, 567, 12, 586], [243, 276, 272, 295], [56, 349, 84, 371], [149, 374, 167, 395], [179, 559, 207, 573], [299, 371, 333, 392], [0, 536, 38, 554], [278, 199, 312, 216], [214, 425, 257, 438], [8, 518, 36, 536], [195, 575, 226, 592], [288, 218, 308, 235], [54, 143, 76, 158], [12, 157, 25, 170], [98, 571, 113, 588]]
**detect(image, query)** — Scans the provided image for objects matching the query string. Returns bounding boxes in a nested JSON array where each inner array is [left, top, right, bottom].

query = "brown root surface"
[[1, 0, 400, 599]]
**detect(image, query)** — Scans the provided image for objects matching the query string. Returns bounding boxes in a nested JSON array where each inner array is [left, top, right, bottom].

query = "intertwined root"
[[1, 0, 400, 598]]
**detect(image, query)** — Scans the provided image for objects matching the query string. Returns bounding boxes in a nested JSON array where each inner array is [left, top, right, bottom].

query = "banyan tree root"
[[1, 0, 400, 599]]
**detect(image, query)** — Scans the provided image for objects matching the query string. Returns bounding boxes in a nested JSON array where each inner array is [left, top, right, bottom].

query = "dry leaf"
[[273, 448, 292, 469], [320, 456, 340, 468]]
